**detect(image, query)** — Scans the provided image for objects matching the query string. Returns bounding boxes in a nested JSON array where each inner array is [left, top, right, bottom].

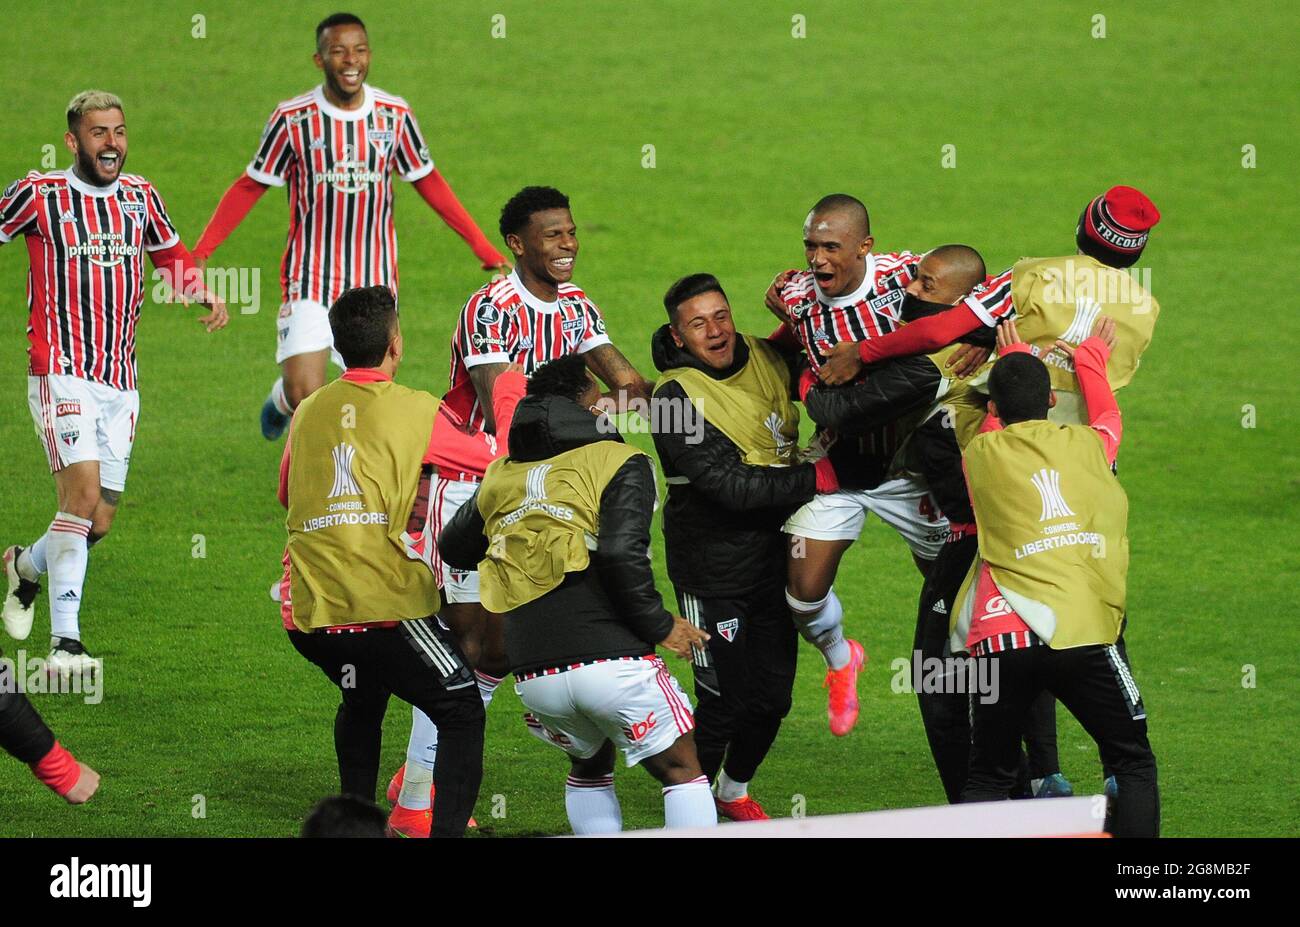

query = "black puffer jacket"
[[650, 326, 816, 598], [439, 394, 673, 675]]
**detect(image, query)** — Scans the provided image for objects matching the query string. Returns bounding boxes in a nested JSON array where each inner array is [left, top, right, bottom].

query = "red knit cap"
[[1077, 186, 1160, 267]]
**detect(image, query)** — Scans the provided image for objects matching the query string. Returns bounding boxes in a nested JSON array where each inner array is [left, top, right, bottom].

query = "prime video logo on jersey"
[[594, 393, 706, 445], [0, 650, 103, 705], [49, 858, 151, 908], [150, 262, 262, 315]]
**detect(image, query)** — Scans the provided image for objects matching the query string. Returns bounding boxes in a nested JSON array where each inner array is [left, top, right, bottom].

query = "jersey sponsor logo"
[[975, 592, 1015, 623], [470, 333, 506, 350], [622, 710, 657, 742], [318, 144, 382, 194], [418, 146, 431, 162], [68, 232, 138, 268], [287, 111, 312, 126], [328, 442, 362, 498], [1030, 467, 1075, 522], [37, 183, 61, 196], [716, 618, 739, 642]]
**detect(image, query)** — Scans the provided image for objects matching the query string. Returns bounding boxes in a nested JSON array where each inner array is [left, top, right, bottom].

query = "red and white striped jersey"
[[247, 84, 435, 307], [775, 251, 922, 373], [442, 270, 611, 441], [958, 267, 1015, 326], [0, 169, 180, 390]]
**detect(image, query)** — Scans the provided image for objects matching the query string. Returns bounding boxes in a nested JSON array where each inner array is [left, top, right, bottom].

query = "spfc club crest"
[[716, 618, 739, 642]]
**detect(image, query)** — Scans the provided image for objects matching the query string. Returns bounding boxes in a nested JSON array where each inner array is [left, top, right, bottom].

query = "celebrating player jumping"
[[192, 12, 508, 440], [1, 90, 227, 676]]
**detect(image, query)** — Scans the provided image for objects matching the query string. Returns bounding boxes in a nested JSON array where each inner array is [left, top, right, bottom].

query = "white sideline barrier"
[[612, 795, 1108, 838]]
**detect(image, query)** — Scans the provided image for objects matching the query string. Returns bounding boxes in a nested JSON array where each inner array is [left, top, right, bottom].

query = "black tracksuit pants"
[[0, 689, 55, 765], [289, 617, 485, 837], [961, 636, 1160, 837], [676, 577, 798, 785], [914, 534, 1060, 802]]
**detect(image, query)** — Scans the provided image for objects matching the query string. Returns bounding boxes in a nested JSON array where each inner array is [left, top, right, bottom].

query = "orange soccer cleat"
[[823, 639, 867, 736], [387, 764, 476, 828], [387, 803, 432, 838], [715, 794, 770, 822]]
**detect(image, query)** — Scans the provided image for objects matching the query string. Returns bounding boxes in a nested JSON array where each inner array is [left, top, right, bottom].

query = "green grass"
[[1, 0, 1296, 836]]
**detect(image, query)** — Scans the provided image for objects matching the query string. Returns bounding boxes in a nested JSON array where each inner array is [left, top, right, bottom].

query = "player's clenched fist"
[[818, 341, 864, 386], [764, 270, 795, 320], [659, 615, 709, 661]]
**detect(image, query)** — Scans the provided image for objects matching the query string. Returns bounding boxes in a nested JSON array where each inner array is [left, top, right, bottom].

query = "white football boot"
[[2, 546, 39, 640], [47, 636, 102, 682]]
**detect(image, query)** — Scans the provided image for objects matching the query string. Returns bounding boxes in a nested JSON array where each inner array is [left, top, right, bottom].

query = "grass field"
[[0, 0, 1296, 837]]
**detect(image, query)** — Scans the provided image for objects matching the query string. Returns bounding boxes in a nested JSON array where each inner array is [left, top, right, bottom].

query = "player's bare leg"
[[564, 740, 621, 834], [262, 348, 329, 440], [786, 535, 867, 736], [640, 732, 717, 828]]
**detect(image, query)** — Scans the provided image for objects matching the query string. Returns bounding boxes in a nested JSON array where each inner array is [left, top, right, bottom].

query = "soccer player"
[[386, 185, 654, 829], [954, 317, 1159, 837], [650, 273, 841, 820], [765, 197, 983, 736], [817, 186, 1161, 406], [192, 12, 508, 440], [1, 91, 227, 675], [438, 355, 715, 834], [279, 286, 484, 837]]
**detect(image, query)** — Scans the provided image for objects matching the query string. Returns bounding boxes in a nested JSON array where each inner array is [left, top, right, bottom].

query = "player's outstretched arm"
[[1057, 316, 1122, 461], [584, 343, 653, 410], [148, 241, 228, 332], [192, 174, 270, 263], [411, 170, 508, 270]]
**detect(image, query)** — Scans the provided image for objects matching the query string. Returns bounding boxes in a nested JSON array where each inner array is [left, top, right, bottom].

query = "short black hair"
[[301, 794, 386, 838], [316, 13, 366, 51], [526, 354, 594, 403], [809, 193, 871, 238], [329, 286, 396, 369], [988, 352, 1051, 424], [499, 186, 570, 240], [663, 273, 728, 322], [927, 244, 987, 293]]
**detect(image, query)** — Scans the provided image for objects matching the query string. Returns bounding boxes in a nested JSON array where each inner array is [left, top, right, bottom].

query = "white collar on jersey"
[[509, 268, 563, 314], [311, 83, 374, 122], [62, 167, 119, 198], [812, 252, 878, 308]]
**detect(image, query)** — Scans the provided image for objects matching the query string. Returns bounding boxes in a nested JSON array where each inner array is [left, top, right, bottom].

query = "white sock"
[[398, 759, 433, 811], [787, 587, 849, 669], [715, 769, 749, 802], [476, 670, 504, 708], [269, 377, 293, 415], [46, 513, 91, 641], [17, 534, 47, 580], [400, 707, 438, 809], [663, 775, 717, 828], [564, 774, 622, 834]]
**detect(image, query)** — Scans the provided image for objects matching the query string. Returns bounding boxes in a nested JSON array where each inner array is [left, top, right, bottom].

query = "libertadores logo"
[[328, 442, 361, 498], [1031, 468, 1075, 522]]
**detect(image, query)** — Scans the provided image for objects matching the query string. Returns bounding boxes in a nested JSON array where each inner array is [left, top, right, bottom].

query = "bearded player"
[[384, 185, 654, 836], [192, 12, 507, 440], [1, 91, 227, 675]]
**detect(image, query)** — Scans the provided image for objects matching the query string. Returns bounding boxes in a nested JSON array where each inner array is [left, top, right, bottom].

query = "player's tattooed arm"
[[468, 362, 510, 433], [583, 343, 653, 412]]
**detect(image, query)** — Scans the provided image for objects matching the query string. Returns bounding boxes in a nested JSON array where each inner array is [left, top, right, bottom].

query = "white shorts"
[[275, 299, 345, 368], [516, 656, 695, 767], [783, 476, 950, 561], [429, 475, 480, 603], [28, 374, 138, 492]]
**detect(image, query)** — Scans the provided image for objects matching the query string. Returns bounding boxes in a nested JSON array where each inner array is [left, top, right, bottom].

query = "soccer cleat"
[[3, 546, 40, 641], [1032, 772, 1075, 798], [47, 637, 101, 681], [386, 804, 432, 839], [260, 397, 290, 441], [823, 638, 867, 736], [715, 794, 770, 822]]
